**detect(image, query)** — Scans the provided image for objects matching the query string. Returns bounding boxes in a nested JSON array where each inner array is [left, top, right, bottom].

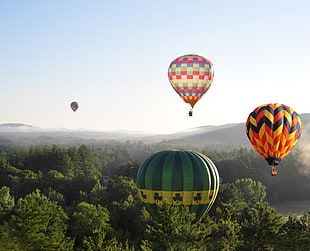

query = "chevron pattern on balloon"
[[246, 103, 302, 166]]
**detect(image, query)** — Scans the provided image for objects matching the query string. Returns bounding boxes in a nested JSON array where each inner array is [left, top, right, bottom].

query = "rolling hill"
[[0, 113, 309, 147]]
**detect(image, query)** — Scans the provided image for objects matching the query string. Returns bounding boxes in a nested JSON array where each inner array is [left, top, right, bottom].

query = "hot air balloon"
[[168, 54, 214, 116], [246, 103, 302, 176], [136, 150, 219, 222], [70, 101, 79, 112]]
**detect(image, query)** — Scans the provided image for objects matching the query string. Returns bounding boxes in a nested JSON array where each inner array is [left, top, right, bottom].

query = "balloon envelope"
[[136, 150, 219, 222], [70, 101, 79, 112], [246, 103, 302, 166], [168, 54, 214, 108]]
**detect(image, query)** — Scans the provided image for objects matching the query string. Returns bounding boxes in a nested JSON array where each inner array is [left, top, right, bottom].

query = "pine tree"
[[239, 202, 284, 250], [9, 189, 73, 250], [145, 202, 207, 251], [0, 186, 14, 223]]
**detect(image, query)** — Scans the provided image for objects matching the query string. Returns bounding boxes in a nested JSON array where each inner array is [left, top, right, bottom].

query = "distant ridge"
[[0, 123, 36, 128], [0, 113, 309, 147]]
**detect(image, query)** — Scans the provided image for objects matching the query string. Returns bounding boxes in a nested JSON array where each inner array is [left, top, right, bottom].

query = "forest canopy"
[[0, 142, 310, 250]]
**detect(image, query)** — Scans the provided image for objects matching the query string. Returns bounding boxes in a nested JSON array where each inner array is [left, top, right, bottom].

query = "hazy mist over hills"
[[1, 113, 310, 148]]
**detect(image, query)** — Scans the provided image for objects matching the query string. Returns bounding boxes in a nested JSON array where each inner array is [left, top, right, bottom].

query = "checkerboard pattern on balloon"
[[168, 54, 214, 106]]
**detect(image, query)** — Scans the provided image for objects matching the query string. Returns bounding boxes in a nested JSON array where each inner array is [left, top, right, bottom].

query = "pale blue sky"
[[1, 0, 309, 133]]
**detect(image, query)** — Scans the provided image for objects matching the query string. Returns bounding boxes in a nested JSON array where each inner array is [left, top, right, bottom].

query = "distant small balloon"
[[70, 101, 79, 112]]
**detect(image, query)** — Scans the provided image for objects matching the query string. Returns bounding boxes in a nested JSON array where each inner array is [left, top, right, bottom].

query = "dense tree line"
[[0, 143, 310, 250]]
